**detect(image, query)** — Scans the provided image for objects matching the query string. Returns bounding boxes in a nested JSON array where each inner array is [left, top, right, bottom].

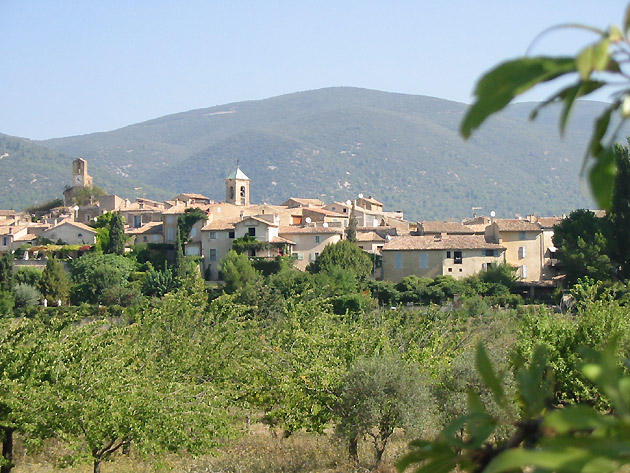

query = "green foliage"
[[336, 357, 433, 465], [553, 209, 615, 285], [12, 283, 41, 308], [307, 240, 372, 281], [172, 226, 184, 278], [38, 257, 70, 305], [460, 13, 630, 209], [220, 250, 261, 295], [0, 291, 14, 316], [71, 185, 107, 206], [69, 252, 136, 304], [0, 253, 13, 293], [13, 267, 42, 287], [399, 338, 630, 473], [610, 141, 630, 279], [105, 212, 126, 255], [177, 208, 207, 248], [24, 198, 64, 213], [232, 235, 271, 255], [346, 205, 358, 243], [142, 265, 176, 297], [513, 301, 630, 407]]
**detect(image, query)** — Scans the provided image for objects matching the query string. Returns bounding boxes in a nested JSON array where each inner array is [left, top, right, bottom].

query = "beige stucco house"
[[278, 225, 344, 270], [39, 220, 97, 245], [484, 219, 546, 282], [382, 234, 505, 283]]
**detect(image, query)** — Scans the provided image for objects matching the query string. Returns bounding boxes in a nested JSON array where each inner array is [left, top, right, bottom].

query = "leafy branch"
[[460, 7, 630, 209]]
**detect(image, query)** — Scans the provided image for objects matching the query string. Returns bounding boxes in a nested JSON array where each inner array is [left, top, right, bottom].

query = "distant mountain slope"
[[0, 134, 170, 210], [6, 87, 623, 218]]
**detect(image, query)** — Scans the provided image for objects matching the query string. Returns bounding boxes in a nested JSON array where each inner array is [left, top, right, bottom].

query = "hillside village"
[[0, 157, 567, 294]]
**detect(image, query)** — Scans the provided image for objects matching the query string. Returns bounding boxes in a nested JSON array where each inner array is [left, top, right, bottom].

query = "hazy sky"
[[1, 1, 628, 139]]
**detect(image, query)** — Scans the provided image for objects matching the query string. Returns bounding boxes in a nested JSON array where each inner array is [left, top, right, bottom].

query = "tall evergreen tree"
[[611, 142, 630, 279], [0, 253, 13, 293], [106, 212, 126, 255], [39, 257, 71, 305], [172, 226, 184, 279], [346, 203, 358, 243]]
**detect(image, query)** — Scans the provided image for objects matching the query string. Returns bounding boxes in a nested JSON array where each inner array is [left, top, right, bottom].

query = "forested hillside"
[[3, 88, 622, 217]]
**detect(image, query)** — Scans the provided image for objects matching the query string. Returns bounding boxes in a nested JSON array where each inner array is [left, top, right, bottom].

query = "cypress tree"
[[0, 252, 13, 292], [173, 226, 184, 279], [346, 203, 358, 243], [106, 212, 126, 255], [39, 257, 71, 305], [611, 142, 630, 279]]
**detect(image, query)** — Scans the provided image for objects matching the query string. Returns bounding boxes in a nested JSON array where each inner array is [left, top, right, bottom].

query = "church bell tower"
[[225, 166, 250, 206]]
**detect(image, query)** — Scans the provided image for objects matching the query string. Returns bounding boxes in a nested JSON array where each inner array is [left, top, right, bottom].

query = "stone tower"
[[63, 158, 94, 206], [225, 166, 250, 206], [72, 158, 93, 187]]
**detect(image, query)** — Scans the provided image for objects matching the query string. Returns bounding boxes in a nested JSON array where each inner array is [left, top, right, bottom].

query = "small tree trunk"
[[93, 458, 102, 473], [1, 427, 15, 473], [348, 435, 359, 463]]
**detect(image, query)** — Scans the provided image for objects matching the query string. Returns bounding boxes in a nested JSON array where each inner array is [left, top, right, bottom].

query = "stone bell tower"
[[225, 165, 250, 206], [63, 158, 94, 206]]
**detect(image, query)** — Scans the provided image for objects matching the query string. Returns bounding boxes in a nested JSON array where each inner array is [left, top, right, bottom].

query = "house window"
[[190, 228, 197, 238], [395, 252, 402, 269], [153, 235, 159, 242], [485, 249, 495, 257], [296, 253, 304, 260], [133, 215, 141, 228], [521, 265, 527, 278], [167, 216, 175, 224], [143, 236, 148, 242], [209, 249, 217, 261], [454, 251, 463, 264], [309, 252, 317, 262], [343, 208, 347, 213], [446, 251, 451, 258], [228, 231, 235, 239], [315, 235, 321, 244], [448, 267, 453, 272], [518, 246, 526, 259], [167, 228, 175, 241], [519, 231, 527, 240], [77, 233, 83, 238], [2, 237, 7, 246], [209, 231, 217, 240], [420, 252, 428, 269], [248, 227, 256, 237]]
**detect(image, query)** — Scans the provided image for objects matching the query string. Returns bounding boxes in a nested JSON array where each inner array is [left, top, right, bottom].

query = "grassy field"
[[12, 423, 409, 473]]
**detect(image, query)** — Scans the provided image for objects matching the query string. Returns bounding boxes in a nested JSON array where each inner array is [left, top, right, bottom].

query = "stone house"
[[381, 234, 505, 283]]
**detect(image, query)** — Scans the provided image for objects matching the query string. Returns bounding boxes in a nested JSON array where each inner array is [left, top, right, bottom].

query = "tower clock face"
[[74, 175, 83, 185]]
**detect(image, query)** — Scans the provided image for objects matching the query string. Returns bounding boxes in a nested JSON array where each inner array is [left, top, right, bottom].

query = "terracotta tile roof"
[[271, 236, 296, 245], [536, 217, 563, 229], [201, 217, 240, 231], [176, 193, 211, 201], [493, 219, 542, 232], [359, 196, 383, 206], [418, 221, 475, 234], [383, 235, 505, 251], [46, 219, 97, 234], [356, 231, 386, 242], [239, 215, 278, 227], [126, 222, 163, 235], [0, 210, 16, 217], [278, 226, 344, 235], [283, 198, 325, 207], [303, 208, 348, 217], [0, 225, 28, 236]]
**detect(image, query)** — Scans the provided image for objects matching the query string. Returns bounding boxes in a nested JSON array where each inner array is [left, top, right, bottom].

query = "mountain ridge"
[[0, 87, 618, 219]]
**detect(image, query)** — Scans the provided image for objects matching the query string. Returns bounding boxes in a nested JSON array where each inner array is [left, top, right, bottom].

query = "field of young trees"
[[2, 218, 630, 473]]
